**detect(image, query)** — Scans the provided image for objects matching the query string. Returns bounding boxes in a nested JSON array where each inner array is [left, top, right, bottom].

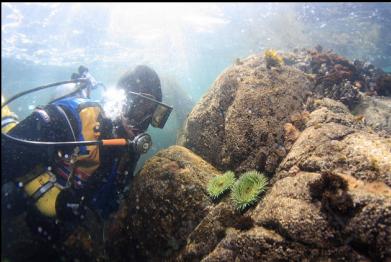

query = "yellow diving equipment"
[[17, 165, 64, 217], [13, 99, 104, 218], [1, 95, 19, 133]]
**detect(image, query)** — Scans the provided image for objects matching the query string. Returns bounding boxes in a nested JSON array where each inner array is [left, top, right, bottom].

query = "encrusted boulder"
[[258, 171, 391, 261], [202, 171, 390, 261], [123, 145, 219, 260], [277, 98, 391, 187], [179, 53, 313, 174]]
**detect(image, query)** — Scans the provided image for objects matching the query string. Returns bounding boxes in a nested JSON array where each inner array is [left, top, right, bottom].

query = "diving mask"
[[125, 91, 173, 129]]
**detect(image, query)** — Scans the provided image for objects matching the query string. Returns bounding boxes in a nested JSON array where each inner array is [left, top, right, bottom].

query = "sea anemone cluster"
[[231, 170, 268, 212], [207, 170, 268, 211], [264, 49, 284, 69], [207, 171, 236, 200]]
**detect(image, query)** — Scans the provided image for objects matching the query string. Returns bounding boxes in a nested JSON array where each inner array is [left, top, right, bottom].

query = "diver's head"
[[117, 65, 163, 138]]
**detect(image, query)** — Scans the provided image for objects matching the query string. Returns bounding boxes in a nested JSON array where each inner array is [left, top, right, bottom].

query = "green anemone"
[[231, 170, 268, 211], [207, 171, 236, 200]]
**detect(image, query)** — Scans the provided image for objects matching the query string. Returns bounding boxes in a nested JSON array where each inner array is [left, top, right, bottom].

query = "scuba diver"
[[1, 65, 172, 260]]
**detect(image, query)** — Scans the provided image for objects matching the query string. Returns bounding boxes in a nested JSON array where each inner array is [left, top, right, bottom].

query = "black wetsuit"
[[1, 100, 140, 242]]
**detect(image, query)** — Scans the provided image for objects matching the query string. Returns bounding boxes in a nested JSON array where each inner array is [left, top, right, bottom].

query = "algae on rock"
[[179, 52, 313, 175]]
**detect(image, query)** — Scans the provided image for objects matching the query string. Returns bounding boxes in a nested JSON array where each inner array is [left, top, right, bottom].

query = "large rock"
[[179, 54, 313, 174], [254, 172, 339, 248], [257, 171, 391, 261], [203, 171, 390, 261], [277, 98, 391, 187], [120, 145, 220, 261]]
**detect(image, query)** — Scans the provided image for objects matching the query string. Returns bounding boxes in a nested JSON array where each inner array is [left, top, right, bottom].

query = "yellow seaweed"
[[264, 49, 284, 68]]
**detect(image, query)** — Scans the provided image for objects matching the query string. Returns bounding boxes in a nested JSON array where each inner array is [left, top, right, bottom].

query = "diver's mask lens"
[[151, 103, 172, 128], [124, 93, 157, 125], [127, 93, 157, 114], [125, 92, 172, 129]]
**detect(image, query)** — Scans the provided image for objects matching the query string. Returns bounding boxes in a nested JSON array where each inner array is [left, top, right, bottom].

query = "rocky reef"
[[103, 48, 391, 261]]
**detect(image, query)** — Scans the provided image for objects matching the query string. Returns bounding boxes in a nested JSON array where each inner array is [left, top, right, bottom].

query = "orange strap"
[[101, 139, 127, 146]]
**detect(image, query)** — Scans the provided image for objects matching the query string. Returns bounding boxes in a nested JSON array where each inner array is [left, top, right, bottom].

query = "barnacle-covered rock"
[[277, 98, 391, 187], [110, 145, 219, 261], [203, 171, 390, 261], [179, 51, 313, 174]]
